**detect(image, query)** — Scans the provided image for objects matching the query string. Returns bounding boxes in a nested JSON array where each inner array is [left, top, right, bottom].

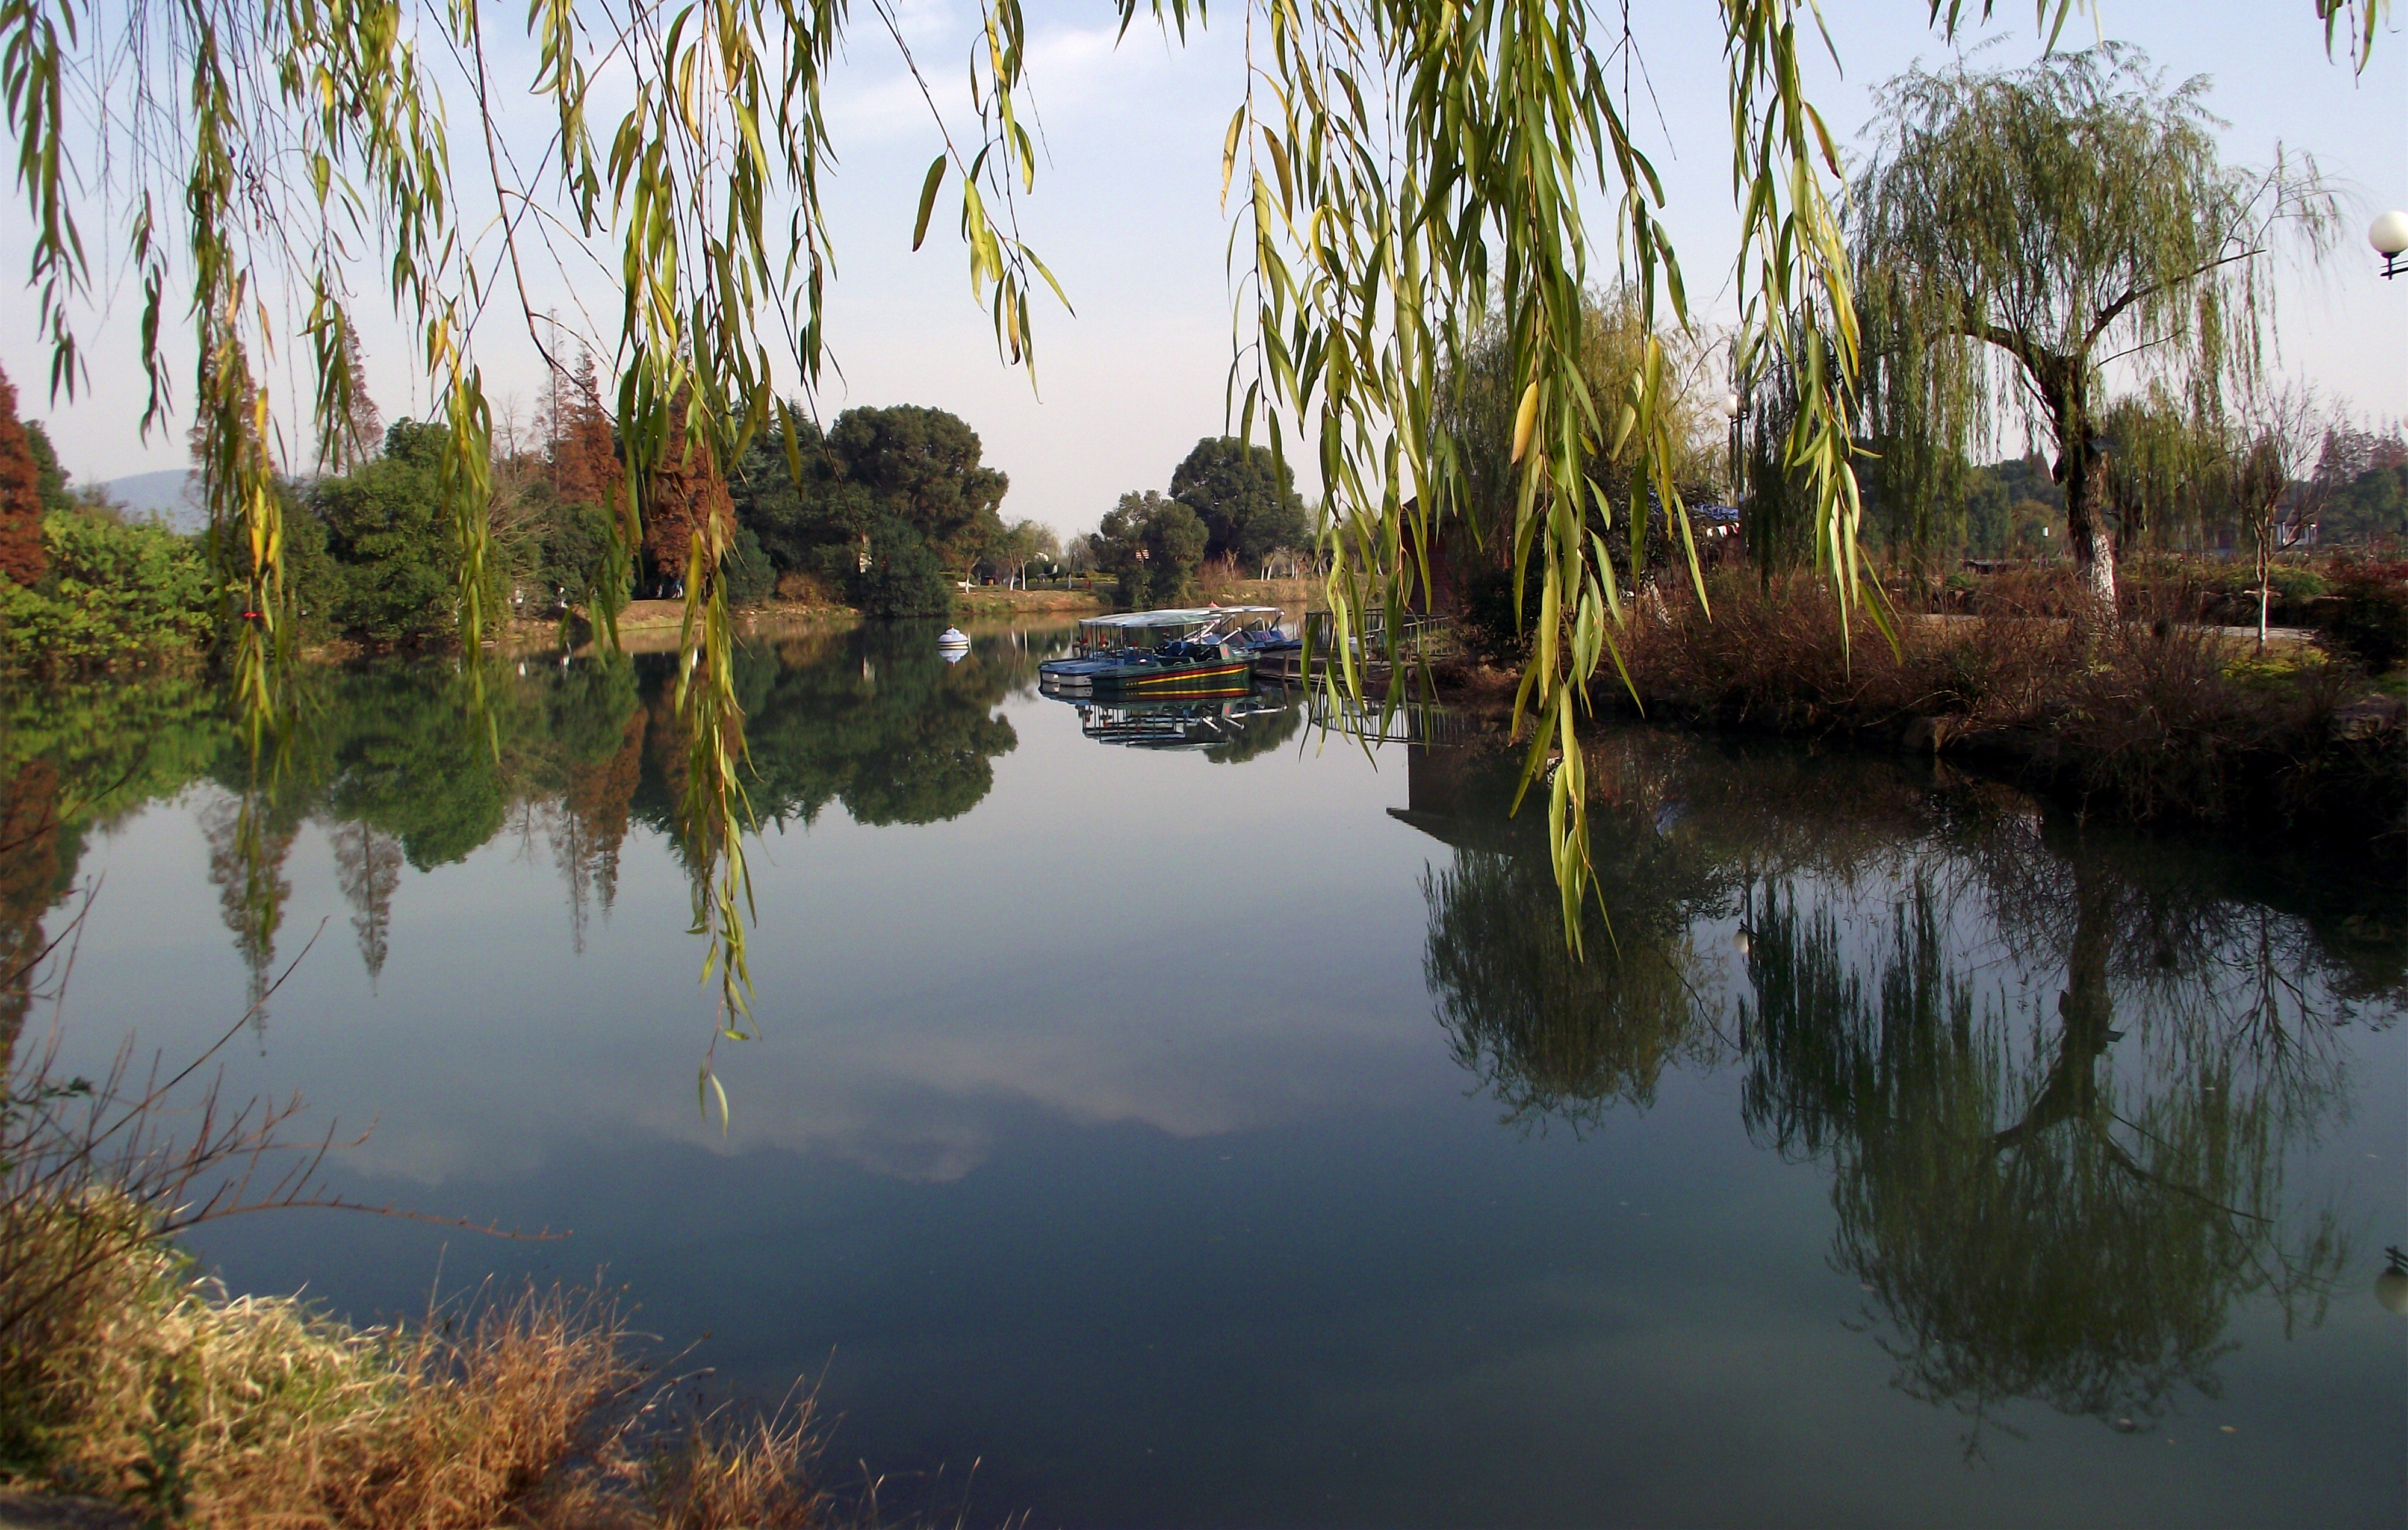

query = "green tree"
[[988, 518, 1058, 587], [825, 406, 1009, 583], [18, 422, 69, 515], [854, 520, 954, 619], [1168, 437, 1309, 567], [1855, 45, 2339, 607], [2098, 391, 2220, 556], [1090, 491, 1205, 608], [0, 509, 214, 671], [307, 423, 470, 645]]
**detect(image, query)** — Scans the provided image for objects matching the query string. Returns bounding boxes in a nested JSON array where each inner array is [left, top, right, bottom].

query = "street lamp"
[[1721, 388, 1748, 506], [2374, 210, 2408, 280]]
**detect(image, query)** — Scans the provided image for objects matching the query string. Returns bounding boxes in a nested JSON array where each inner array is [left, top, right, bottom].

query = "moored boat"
[[1038, 606, 1286, 697]]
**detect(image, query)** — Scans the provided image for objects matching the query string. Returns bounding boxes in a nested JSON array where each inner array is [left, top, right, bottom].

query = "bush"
[[1457, 562, 1534, 664], [0, 511, 213, 673], [2265, 564, 2328, 608], [2327, 572, 2408, 674], [852, 519, 951, 618]]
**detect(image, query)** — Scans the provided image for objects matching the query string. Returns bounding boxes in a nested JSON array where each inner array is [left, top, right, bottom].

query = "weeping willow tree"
[[2098, 388, 2221, 556], [1855, 43, 2342, 611], [0, 0, 2386, 1050]]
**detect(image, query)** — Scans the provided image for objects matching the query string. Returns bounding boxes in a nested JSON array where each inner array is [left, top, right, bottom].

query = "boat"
[[1038, 606, 1286, 697]]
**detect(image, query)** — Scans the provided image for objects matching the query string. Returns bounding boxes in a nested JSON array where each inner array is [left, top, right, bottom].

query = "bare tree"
[[2224, 385, 2330, 649]]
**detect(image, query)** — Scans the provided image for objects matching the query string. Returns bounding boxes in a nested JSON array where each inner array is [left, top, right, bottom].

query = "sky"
[[2, 0, 2403, 542]]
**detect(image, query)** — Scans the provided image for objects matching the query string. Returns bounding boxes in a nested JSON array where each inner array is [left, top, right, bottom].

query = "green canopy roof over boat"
[[1075, 606, 1283, 631]]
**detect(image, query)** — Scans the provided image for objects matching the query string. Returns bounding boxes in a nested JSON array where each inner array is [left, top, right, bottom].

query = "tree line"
[[0, 354, 1069, 662], [1085, 436, 1314, 608]]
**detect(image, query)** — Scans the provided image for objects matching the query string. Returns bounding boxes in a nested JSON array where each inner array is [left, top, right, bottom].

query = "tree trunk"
[[2255, 519, 2272, 651], [2047, 371, 2117, 615]]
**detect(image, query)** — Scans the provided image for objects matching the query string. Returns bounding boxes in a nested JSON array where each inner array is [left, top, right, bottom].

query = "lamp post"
[[2375, 210, 2408, 280], [1721, 388, 1747, 505]]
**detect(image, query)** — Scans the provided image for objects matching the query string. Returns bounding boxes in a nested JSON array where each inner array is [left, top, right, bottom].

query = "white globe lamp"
[[2374, 211, 2408, 279]]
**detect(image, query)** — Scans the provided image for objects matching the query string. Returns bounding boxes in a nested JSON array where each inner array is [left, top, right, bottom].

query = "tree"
[[19, 421, 70, 515], [1168, 437, 1309, 567], [2311, 423, 2408, 547], [730, 403, 1010, 602], [2223, 385, 2330, 648], [319, 327, 384, 471], [641, 392, 737, 599], [1855, 45, 2339, 609], [991, 518, 1057, 587], [824, 406, 1009, 580], [305, 420, 508, 645], [0, 367, 45, 588], [548, 353, 623, 514], [854, 520, 954, 619]]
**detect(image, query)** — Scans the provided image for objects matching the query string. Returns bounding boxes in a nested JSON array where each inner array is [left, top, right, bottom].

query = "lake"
[[8, 621, 2403, 1528]]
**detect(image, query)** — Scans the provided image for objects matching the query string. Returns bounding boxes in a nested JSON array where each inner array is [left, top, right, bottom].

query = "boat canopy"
[[1074, 605, 1283, 633]]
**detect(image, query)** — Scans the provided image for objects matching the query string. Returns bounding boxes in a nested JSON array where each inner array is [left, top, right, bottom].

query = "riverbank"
[[1541, 572, 2408, 847]]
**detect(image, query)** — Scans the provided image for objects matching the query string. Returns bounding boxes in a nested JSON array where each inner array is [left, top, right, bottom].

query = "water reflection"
[[730, 624, 1033, 828], [0, 624, 1045, 998], [1411, 732, 2393, 1448], [1409, 743, 1731, 1125], [1064, 693, 1306, 760]]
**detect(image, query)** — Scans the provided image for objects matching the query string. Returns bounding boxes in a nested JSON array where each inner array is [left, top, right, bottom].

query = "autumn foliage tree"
[[548, 353, 623, 515], [0, 368, 47, 588], [641, 394, 736, 597]]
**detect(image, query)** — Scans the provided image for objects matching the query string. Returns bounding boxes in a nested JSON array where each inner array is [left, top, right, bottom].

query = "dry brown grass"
[[1601, 570, 2404, 843], [0, 1209, 830, 1529]]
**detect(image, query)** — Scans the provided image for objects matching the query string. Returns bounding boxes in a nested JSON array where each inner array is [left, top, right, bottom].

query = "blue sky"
[[4, 0, 2402, 540]]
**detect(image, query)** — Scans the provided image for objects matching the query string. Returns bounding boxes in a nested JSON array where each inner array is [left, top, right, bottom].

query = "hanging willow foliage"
[[0, 0, 2387, 1029]]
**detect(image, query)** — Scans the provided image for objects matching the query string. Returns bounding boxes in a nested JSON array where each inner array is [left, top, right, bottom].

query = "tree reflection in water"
[[1419, 741, 1737, 1125], [0, 626, 1041, 999], [1416, 733, 2393, 1448]]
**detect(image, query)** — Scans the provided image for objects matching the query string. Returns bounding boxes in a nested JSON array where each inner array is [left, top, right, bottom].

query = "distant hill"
[[98, 468, 203, 531]]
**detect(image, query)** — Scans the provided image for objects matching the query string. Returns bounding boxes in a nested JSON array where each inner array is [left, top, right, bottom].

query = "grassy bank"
[[1485, 569, 2406, 847]]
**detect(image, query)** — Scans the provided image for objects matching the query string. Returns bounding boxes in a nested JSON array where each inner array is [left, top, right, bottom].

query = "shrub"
[[2327, 572, 2408, 674], [0, 511, 213, 673], [2265, 564, 2328, 608]]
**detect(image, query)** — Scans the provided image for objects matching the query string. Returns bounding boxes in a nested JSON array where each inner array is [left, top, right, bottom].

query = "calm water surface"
[[10, 622, 2404, 1528]]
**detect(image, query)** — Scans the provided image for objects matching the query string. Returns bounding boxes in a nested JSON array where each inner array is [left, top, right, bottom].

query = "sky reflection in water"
[[16, 622, 2404, 1528]]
